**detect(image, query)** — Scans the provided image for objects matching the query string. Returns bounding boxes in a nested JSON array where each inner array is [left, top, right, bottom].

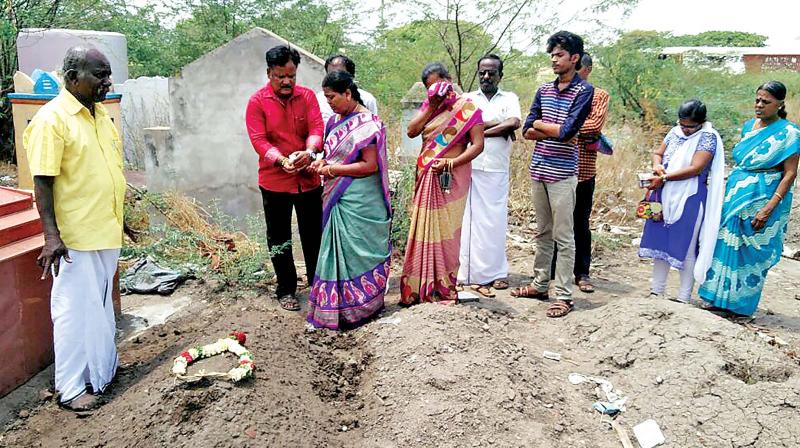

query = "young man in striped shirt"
[[513, 31, 594, 318]]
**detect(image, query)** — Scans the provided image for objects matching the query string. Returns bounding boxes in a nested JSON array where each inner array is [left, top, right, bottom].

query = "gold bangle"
[[774, 192, 783, 201]]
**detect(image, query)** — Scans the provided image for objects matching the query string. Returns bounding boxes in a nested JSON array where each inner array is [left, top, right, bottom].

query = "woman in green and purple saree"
[[306, 71, 392, 330]]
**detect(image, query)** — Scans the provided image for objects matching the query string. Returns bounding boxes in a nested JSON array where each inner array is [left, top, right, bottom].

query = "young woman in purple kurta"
[[639, 100, 725, 303]]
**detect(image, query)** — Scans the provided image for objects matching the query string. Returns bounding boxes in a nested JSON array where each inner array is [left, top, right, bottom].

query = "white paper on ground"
[[457, 291, 480, 302], [633, 419, 666, 448]]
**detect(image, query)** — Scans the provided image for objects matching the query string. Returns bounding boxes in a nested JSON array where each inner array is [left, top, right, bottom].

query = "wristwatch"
[[660, 174, 668, 182], [306, 149, 324, 161]]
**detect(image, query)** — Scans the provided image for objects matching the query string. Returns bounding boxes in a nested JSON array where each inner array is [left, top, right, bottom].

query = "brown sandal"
[[547, 300, 574, 318], [492, 279, 509, 290], [510, 285, 549, 300], [576, 277, 595, 293], [471, 284, 495, 298]]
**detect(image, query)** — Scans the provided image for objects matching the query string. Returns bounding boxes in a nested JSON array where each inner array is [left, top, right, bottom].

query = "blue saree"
[[698, 118, 800, 315]]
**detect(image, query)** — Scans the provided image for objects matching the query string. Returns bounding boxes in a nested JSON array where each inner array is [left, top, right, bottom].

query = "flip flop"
[[471, 284, 495, 298], [492, 279, 509, 290]]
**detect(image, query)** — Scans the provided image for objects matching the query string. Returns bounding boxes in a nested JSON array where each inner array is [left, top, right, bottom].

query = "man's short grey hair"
[[62, 47, 91, 73]]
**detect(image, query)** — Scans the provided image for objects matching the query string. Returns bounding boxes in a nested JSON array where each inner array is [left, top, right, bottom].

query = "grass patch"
[[123, 187, 278, 287]]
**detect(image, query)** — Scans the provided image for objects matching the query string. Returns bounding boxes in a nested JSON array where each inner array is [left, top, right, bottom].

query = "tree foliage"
[[620, 29, 768, 49]]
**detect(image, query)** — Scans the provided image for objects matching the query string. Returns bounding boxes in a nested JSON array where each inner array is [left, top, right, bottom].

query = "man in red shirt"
[[246, 45, 324, 311]]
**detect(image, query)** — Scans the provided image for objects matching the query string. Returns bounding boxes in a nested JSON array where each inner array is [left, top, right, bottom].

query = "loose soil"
[[3, 223, 800, 447]]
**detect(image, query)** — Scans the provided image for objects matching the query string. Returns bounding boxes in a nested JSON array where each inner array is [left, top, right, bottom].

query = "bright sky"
[[622, 0, 799, 46]]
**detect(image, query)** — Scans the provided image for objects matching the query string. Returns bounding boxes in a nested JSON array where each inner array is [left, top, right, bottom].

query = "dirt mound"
[[563, 300, 800, 448], [357, 303, 568, 447], [2, 284, 800, 447], [0, 293, 364, 448]]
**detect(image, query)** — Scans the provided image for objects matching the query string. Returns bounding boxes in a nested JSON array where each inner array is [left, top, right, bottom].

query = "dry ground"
[[2, 222, 800, 447]]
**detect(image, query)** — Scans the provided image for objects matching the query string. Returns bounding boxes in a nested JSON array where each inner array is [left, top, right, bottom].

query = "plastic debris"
[[543, 351, 562, 361], [120, 257, 190, 295], [377, 316, 402, 325], [633, 419, 665, 448], [592, 401, 621, 416], [568, 373, 628, 411]]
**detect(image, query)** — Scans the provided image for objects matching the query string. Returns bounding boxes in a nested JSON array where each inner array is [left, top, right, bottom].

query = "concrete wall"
[[156, 27, 326, 219], [744, 54, 800, 73], [118, 77, 170, 170], [16, 29, 129, 82]]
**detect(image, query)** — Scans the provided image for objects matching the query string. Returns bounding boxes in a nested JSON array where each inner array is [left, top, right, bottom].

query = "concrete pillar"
[[398, 81, 464, 162], [143, 126, 176, 193], [398, 81, 427, 161]]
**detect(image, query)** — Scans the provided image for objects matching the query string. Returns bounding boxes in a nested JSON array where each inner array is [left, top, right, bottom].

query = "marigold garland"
[[172, 331, 254, 382]]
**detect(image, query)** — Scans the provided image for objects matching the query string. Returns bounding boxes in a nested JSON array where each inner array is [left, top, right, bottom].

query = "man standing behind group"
[[24, 47, 124, 411], [512, 31, 594, 318], [550, 53, 610, 293], [316, 54, 378, 123], [458, 54, 521, 297], [246, 45, 324, 311]]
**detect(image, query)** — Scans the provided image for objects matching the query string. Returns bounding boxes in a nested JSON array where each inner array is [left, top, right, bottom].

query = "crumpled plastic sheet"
[[569, 372, 629, 412], [120, 257, 190, 295]]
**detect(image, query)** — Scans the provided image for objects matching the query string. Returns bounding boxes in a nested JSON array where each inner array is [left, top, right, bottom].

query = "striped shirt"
[[523, 74, 594, 183], [577, 88, 610, 181]]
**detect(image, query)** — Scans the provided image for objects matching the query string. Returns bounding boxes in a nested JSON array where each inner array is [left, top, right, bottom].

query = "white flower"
[[172, 357, 188, 374]]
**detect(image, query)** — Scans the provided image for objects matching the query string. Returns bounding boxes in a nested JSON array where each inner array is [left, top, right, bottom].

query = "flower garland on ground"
[[172, 331, 255, 382]]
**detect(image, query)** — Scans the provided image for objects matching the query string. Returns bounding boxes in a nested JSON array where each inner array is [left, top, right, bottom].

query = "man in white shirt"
[[316, 54, 378, 123], [458, 54, 521, 296]]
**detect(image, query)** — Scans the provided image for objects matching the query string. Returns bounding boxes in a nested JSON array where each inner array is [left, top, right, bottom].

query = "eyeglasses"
[[676, 121, 702, 130]]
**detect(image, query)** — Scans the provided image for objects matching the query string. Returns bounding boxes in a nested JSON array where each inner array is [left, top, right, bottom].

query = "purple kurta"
[[639, 130, 718, 269]]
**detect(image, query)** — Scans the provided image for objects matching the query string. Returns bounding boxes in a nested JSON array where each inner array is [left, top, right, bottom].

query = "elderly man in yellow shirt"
[[23, 47, 125, 412]]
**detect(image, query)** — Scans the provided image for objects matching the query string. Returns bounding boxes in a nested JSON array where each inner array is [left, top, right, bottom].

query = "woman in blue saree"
[[307, 71, 392, 330], [699, 81, 800, 316]]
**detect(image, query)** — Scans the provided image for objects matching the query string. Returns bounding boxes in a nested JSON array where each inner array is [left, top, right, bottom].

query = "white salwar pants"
[[651, 207, 703, 302], [458, 169, 510, 285], [51, 248, 119, 404]]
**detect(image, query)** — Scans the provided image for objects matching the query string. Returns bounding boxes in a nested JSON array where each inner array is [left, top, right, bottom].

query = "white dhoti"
[[51, 248, 120, 404], [458, 169, 510, 285]]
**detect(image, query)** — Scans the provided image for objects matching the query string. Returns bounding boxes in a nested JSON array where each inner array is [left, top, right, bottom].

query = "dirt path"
[[2, 225, 800, 447]]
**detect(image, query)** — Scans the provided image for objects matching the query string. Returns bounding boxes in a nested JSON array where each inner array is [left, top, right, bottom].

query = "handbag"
[[586, 133, 613, 155], [438, 159, 454, 194], [636, 190, 663, 221]]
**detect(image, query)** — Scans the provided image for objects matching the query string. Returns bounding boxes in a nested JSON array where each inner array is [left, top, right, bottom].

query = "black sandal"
[[278, 294, 300, 311]]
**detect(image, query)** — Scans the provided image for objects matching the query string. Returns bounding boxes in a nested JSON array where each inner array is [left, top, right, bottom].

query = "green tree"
[[670, 31, 767, 48]]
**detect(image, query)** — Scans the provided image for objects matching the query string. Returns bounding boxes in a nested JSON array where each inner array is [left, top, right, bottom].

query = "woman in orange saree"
[[400, 63, 485, 305]]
